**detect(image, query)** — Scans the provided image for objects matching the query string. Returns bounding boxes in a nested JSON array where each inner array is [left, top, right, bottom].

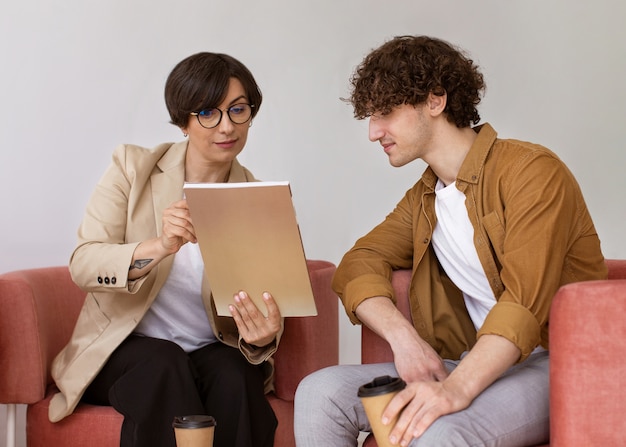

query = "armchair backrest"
[[606, 259, 626, 279]]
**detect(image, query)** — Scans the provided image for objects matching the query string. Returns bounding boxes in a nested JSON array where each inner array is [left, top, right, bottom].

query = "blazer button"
[[111, 277, 117, 285], [218, 332, 224, 340], [97, 276, 103, 284], [104, 277, 110, 285]]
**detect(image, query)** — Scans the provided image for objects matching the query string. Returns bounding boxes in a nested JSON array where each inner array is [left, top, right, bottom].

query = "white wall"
[[1, 4, 625, 437], [2, 1, 625, 445]]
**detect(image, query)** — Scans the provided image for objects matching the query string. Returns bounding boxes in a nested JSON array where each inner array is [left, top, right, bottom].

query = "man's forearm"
[[355, 296, 417, 348], [356, 296, 448, 382], [444, 334, 521, 403]]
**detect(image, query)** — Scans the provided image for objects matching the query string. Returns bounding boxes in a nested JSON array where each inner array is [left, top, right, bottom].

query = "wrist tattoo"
[[129, 259, 153, 270]]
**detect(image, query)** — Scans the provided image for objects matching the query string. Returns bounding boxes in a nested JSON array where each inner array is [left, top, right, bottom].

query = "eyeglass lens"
[[196, 104, 253, 128]]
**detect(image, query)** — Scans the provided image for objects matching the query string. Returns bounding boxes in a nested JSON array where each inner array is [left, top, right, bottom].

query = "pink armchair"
[[360, 259, 626, 447], [0, 259, 338, 447]]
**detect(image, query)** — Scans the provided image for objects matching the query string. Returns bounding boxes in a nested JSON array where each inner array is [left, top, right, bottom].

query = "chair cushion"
[[27, 389, 122, 447], [27, 388, 296, 447]]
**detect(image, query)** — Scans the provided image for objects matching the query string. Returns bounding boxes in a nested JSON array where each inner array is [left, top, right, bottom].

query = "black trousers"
[[83, 335, 277, 447]]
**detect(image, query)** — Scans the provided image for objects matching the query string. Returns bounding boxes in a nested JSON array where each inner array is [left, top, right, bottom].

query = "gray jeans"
[[294, 351, 549, 447]]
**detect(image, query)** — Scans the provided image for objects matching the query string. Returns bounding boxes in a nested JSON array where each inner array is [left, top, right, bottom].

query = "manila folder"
[[183, 181, 317, 317]]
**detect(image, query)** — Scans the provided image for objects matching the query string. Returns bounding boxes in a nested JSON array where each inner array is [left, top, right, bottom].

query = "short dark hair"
[[348, 35, 485, 128], [164, 52, 262, 128]]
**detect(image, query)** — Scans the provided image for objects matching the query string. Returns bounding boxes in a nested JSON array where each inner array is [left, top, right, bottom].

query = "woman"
[[49, 52, 282, 447]]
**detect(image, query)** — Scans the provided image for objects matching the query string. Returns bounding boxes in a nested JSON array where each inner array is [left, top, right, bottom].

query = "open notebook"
[[184, 181, 317, 317]]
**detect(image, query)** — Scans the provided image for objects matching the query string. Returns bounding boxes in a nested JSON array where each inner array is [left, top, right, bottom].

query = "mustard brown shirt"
[[333, 123, 606, 362]]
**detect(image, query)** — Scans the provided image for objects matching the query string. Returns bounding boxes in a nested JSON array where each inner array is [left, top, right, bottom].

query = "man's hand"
[[356, 296, 448, 383], [390, 325, 449, 384], [383, 379, 469, 445], [383, 334, 521, 446]]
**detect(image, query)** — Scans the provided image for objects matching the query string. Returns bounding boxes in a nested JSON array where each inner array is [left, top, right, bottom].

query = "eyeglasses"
[[190, 103, 255, 129]]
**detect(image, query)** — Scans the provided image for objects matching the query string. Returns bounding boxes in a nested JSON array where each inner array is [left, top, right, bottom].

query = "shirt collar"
[[420, 122, 498, 189], [456, 123, 497, 185]]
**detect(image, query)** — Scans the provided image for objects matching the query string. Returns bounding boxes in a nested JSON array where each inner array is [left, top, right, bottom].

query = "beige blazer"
[[49, 141, 282, 422]]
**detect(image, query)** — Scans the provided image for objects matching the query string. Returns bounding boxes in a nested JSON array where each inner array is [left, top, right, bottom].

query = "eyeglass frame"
[[189, 103, 255, 129]]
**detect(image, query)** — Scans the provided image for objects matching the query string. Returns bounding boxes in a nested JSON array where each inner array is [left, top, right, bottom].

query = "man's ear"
[[426, 91, 447, 116]]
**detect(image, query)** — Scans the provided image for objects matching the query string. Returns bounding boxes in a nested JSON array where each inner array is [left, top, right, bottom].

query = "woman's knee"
[[139, 338, 189, 369]]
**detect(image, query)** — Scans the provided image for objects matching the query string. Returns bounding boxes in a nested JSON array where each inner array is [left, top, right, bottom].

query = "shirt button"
[[104, 277, 110, 284], [111, 277, 117, 285], [97, 276, 103, 284], [218, 332, 224, 340]]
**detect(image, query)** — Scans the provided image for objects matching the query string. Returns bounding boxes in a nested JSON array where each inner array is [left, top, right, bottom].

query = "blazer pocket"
[[53, 294, 111, 375]]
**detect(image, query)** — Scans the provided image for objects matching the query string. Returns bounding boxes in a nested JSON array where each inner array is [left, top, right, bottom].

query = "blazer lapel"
[[146, 141, 188, 301], [151, 141, 187, 235]]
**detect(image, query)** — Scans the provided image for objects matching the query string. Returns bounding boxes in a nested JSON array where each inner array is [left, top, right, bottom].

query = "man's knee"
[[410, 416, 483, 447], [296, 365, 343, 404]]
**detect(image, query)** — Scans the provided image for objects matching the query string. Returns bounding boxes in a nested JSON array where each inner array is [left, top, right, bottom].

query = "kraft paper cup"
[[358, 375, 407, 447], [172, 415, 216, 447]]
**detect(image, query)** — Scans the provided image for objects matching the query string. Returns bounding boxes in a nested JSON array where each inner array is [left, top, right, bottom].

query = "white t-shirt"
[[432, 179, 496, 331], [134, 241, 217, 352]]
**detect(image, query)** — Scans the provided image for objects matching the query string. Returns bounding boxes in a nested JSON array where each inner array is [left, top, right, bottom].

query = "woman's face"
[[183, 77, 252, 166]]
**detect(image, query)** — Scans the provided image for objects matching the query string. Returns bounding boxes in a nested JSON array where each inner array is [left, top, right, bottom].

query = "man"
[[294, 35, 606, 446]]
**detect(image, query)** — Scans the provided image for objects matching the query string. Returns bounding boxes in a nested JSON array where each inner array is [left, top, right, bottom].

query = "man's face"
[[368, 103, 433, 167]]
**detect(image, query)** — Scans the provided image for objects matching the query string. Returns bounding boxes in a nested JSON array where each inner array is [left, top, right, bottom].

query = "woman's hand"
[[160, 199, 197, 254], [128, 199, 197, 280], [229, 291, 282, 347]]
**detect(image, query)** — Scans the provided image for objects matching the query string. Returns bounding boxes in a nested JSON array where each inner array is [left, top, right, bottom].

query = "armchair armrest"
[[549, 278, 626, 446], [0, 267, 85, 404], [272, 260, 338, 401]]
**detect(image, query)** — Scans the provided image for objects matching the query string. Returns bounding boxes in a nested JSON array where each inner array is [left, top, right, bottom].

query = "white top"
[[134, 241, 217, 352], [432, 180, 496, 331]]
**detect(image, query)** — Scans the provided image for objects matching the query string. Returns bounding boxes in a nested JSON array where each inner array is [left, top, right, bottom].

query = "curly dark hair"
[[348, 35, 485, 128]]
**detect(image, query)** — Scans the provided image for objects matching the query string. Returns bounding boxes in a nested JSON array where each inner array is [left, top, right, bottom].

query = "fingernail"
[[263, 292, 270, 300]]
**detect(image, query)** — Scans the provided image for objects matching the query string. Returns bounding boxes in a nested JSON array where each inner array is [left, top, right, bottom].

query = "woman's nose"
[[217, 112, 235, 132]]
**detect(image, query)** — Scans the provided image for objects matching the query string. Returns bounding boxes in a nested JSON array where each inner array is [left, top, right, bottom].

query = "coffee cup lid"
[[357, 375, 406, 397], [172, 415, 216, 429]]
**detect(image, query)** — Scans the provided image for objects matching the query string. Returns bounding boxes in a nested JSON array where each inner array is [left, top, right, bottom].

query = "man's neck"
[[425, 124, 478, 186]]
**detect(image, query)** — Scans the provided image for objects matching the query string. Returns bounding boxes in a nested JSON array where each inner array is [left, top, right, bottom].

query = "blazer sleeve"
[[69, 144, 159, 293]]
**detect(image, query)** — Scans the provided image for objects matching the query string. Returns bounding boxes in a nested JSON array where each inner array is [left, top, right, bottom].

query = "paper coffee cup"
[[358, 375, 406, 447], [172, 415, 216, 447]]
